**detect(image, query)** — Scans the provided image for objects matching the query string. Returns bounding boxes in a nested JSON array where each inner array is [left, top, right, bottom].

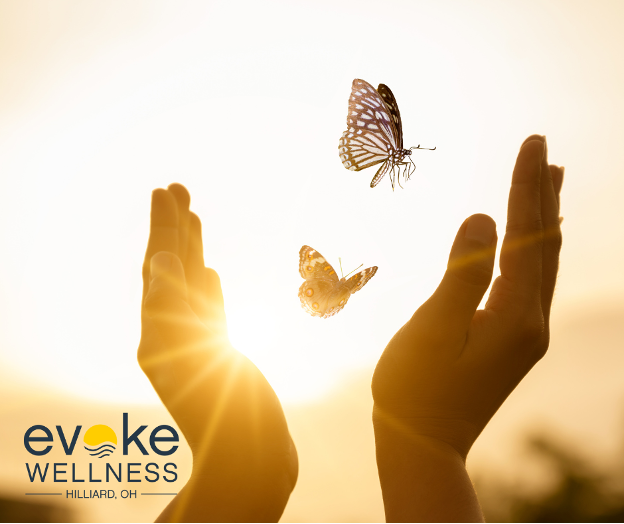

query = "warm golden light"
[[1, 0, 623, 521]]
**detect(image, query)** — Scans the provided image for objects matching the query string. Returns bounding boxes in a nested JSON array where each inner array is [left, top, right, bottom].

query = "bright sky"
[[1, 0, 623, 406]]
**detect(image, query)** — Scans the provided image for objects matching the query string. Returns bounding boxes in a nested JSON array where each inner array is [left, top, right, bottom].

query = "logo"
[[23, 413, 180, 501], [83, 425, 117, 458]]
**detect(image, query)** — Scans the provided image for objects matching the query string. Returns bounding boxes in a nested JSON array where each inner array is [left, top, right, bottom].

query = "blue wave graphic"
[[91, 448, 113, 458], [84, 443, 115, 453], [84, 443, 116, 458]]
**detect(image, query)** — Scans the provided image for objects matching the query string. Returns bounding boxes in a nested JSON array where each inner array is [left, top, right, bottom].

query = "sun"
[[84, 424, 118, 446]]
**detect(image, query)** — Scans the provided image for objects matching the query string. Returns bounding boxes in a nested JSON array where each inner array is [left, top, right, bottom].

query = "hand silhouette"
[[138, 184, 297, 522], [372, 135, 564, 522]]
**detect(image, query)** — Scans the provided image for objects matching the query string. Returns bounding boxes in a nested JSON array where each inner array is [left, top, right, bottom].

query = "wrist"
[[373, 404, 480, 461], [373, 409, 466, 467], [373, 407, 484, 522]]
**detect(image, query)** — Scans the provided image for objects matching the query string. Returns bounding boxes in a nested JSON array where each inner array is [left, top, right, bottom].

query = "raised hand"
[[372, 136, 564, 522], [138, 184, 297, 522]]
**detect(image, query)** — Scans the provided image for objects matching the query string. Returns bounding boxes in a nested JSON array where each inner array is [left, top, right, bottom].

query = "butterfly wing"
[[370, 160, 392, 188], [338, 79, 400, 174], [377, 84, 403, 150], [299, 245, 339, 281], [315, 265, 378, 319], [298, 246, 378, 319], [298, 279, 342, 318], [344, 266, 378, 295], [299, 245, 341, 318]]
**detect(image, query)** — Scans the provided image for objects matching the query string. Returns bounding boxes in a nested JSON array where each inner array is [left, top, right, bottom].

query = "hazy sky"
[[0, 0, 622, 407], [1, 2, 624, 521]]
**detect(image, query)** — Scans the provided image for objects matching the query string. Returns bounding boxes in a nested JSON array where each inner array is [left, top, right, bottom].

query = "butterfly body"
[[298, 245, 377, 318], [338, 79, 432, 189]]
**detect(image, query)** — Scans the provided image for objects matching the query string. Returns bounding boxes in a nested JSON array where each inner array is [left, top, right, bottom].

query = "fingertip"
[[204, 267, 222, 292], [552, 165, 564, 196], [520, 134, 546, 149], [187, 212, 205, 266], [464, 214, 497, 247], [150, 251, 183, 283], [514, 140, 545, 184], [417, 216, 497, 343], [152, 187, 175, 204], [167, 183, 191, 208], [204, 267, 225, 302], [447, 215, 497, 288], [519, 139, 545, 156], [189, 212, 202, 234]]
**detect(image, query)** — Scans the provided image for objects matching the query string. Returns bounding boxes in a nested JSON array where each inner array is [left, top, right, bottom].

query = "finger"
[[520, 134, 545, 149], [186, 212, 209, 320], [142, 189, 179, 302], [409, 214, 497, 349], [204, 267, 228, 339], [167, 183, 191, 266], [140, 252, 218, 398], [552, 165, 564, 210], [145, 251, 188, 305], [143, 251, 210, 352], [496, 138, 546, 306], [540, 151, 564, 323]]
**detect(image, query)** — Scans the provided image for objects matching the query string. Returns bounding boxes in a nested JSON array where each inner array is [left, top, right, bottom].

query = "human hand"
[[138, 184, 297, 522], [372, 135, 563, 521]]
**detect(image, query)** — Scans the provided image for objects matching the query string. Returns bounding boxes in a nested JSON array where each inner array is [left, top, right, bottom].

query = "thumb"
[[413, 214, 497, 346]]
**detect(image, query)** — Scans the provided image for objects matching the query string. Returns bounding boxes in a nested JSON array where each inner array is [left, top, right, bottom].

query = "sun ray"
[[171, 350, 246, 521]]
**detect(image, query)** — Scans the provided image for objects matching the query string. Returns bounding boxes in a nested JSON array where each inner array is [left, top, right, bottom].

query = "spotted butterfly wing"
[[299, 245, 339, 282], [298, 245, 377, 318], [343, 266, 377, 295], [298, 245, 340, 318]]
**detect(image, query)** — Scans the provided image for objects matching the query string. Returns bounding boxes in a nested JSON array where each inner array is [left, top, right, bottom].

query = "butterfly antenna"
[[339, 257, 344, 278], [410, 144, 437, 151], [344, 263, 364, 279]]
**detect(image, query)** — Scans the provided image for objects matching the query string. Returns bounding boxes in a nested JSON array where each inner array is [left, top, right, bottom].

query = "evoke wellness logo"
[[24, 413, 179, 500]]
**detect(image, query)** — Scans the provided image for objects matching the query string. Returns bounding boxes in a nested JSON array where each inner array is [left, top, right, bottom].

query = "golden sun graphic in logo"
[[83, 425, 117, 458]]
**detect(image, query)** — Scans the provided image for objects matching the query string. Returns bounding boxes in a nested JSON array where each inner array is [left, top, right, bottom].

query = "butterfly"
[[298, 245, 378, 318], [338, 78, 435, 189]]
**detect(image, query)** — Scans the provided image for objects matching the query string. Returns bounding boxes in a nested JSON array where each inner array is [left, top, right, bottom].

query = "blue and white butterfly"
[[298, 245, 377, 318], [338, 79, 435, 189]]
